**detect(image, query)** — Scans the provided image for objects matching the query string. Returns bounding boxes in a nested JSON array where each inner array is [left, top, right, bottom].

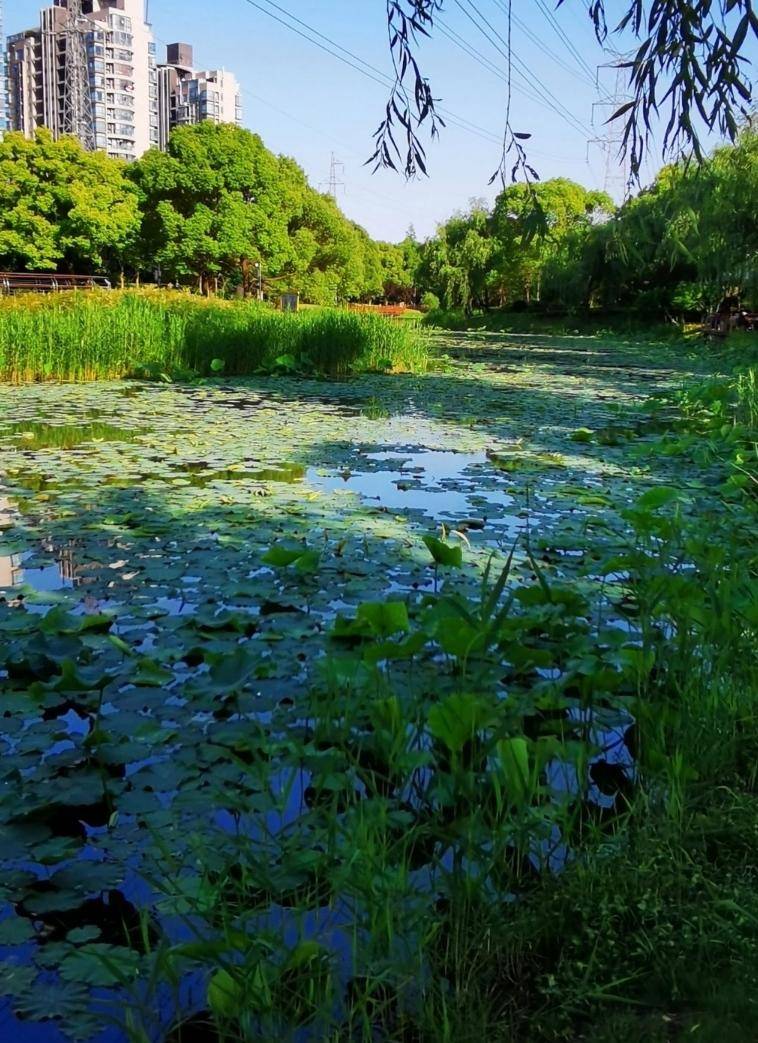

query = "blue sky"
[[8, 1, 753, 241]]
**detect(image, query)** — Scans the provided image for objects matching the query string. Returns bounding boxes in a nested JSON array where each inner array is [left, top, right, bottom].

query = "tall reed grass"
[[0, 289, 428, 383]]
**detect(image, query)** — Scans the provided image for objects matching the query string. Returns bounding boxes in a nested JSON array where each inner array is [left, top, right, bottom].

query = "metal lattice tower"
[[587, 53, 632, 200], [323, 152, 345, 200], [62, 0, 95, 150], [0, 0, 7, 136]]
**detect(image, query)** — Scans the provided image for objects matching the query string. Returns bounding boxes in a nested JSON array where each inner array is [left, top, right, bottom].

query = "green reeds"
[[0, 290, 428, 383]]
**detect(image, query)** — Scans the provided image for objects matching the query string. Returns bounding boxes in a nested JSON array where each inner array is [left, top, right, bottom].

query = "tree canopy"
[[411, 125, 757, 316], [0, 125, 414, 304], [0, 120, 754, 317], [0, 130, 140, 273]]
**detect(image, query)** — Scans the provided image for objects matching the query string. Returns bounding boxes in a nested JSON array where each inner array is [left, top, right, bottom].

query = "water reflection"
[[1, 421, 146, 450], [307, 449, 512, 521], [0, 497, 83, 594]]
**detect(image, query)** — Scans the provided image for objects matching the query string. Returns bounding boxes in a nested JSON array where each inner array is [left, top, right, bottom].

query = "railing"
[[0, 273, 112, 295], [348, 303, 410, 319]]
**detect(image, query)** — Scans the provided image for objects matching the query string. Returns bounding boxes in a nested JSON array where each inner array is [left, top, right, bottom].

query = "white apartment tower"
[[0, 0, 7, 134], [157, 43, 242, 150], [6, 0, 158, 160]]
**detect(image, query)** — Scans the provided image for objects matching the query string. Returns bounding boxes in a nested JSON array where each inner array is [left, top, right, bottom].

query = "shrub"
[[420, 291, 440, 312]]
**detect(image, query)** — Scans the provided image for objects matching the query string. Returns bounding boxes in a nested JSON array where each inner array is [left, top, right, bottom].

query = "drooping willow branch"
[[368, 1, 446, 177], [376, 0, 757, 181]]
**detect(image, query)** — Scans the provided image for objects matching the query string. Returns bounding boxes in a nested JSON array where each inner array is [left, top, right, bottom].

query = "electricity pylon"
[[587, 52, 632, 200], [62, 0, 95, 150], [321, 152, 345, 200]]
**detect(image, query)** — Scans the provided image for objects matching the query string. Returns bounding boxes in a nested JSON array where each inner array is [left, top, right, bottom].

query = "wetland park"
[[0, 75, 757, 1043]]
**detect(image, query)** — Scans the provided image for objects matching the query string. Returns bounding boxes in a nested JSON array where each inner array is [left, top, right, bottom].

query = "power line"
[[241, 0, 390, 90], [435, 19, 585, 160], [533, 0, 598, 84], [437, 18, 544, 104], [240, 0, 506, 151], [454, 0, 592, 135], [489, 0, 609, 97], [452, 0, 592, 137], [152, 32, 437, 224]]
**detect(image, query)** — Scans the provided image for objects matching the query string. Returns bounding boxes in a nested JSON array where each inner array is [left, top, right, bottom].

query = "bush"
[[420, 291, 440, 312]]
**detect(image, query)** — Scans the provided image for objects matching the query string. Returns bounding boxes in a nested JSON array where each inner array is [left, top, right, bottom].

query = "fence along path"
[[0, 273, 111, 294]]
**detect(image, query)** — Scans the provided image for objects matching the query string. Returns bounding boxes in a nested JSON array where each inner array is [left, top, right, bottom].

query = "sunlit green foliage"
[[0, 125, 416, 306], [0, 130, 140, 273], [0, 290, 427, 382], [415, 128, 757, 318]]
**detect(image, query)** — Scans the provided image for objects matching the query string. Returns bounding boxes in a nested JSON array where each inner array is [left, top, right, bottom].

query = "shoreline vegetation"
[[0, 290, 428, 383], [0, 112, 756, 1043], [0, 327, 755, 1040]]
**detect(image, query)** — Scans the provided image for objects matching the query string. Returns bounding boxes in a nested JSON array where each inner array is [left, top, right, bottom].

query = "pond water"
[[0, 334, 708, 1041]]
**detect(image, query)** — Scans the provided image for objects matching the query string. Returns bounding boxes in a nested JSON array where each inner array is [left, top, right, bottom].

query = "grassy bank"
[[0, 290, 428, 382], [423, 306, 700, 343]]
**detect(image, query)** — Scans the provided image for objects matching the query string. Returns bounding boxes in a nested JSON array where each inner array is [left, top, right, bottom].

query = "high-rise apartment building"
[[6, 0, 158, 160], [5, 5, 241, 158], [0, 0, 7, 134], [6, 28, 41, 138], [157, 43, 242, 150]]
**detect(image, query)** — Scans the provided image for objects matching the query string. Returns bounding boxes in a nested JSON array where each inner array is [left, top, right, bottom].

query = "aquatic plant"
[[0, 289, 428, 383], [0, 334, 755, 1041]]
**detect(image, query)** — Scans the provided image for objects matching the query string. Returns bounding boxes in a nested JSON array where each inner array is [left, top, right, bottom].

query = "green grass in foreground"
[[0, 290, 428, 382]]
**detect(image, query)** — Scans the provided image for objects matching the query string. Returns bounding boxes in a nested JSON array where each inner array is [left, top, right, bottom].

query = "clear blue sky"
[[8, 1, 753, 241]]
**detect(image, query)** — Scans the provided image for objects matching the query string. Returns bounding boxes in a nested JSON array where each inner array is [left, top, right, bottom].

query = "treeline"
[[0, 123, 415, 304], [416, 125, 757, 318], [1, 121, 755, 313]]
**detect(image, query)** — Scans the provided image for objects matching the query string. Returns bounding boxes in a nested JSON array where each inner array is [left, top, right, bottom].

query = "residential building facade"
[[5, 0, 159, 160], [0, 0, 7, 134], [157, 42, 242, 150]]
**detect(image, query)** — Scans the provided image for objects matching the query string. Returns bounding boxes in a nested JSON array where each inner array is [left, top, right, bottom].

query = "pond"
[[0, 333, 708, 1041]]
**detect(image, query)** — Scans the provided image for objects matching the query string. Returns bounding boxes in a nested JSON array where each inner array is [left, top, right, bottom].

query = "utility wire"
[[454, 0, 591, 134], [239, 0, 510, 152], [452, 0, 592, 136], [152, 30, 435, 223], [435, 19, 581, 160], [489, 0, 611, 98], [533, 0, 598, 83], [437, 18, 544, 104]]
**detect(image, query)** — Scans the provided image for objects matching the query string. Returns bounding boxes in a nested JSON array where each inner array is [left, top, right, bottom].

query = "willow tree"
[[375, 1, 756, 183]]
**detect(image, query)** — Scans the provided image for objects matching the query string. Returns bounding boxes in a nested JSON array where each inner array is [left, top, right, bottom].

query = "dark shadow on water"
[[0, 332, 710, 1041]]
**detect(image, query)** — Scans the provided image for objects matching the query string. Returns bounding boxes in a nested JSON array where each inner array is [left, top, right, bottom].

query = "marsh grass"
[[0, 290, 428, 382]]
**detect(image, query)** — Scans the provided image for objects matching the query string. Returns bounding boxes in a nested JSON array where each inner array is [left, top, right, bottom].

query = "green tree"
[[0, 130, 140, 275], [490, 179, 613, 306], [131, 123, 292, 294], [578, 126, 758, 316], [419, 202, 493, 312]]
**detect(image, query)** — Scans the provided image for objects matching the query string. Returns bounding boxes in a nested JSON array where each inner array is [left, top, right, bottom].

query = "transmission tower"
[[587, 53, 632, 200], [62, 0, 95, 150], [0, 0, 7, 136], [321, 152, 345, 200]]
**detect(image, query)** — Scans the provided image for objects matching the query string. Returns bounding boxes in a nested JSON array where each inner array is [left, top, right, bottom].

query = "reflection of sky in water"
[[0, 552, 73, 594], [307, 449, 513, 521]]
